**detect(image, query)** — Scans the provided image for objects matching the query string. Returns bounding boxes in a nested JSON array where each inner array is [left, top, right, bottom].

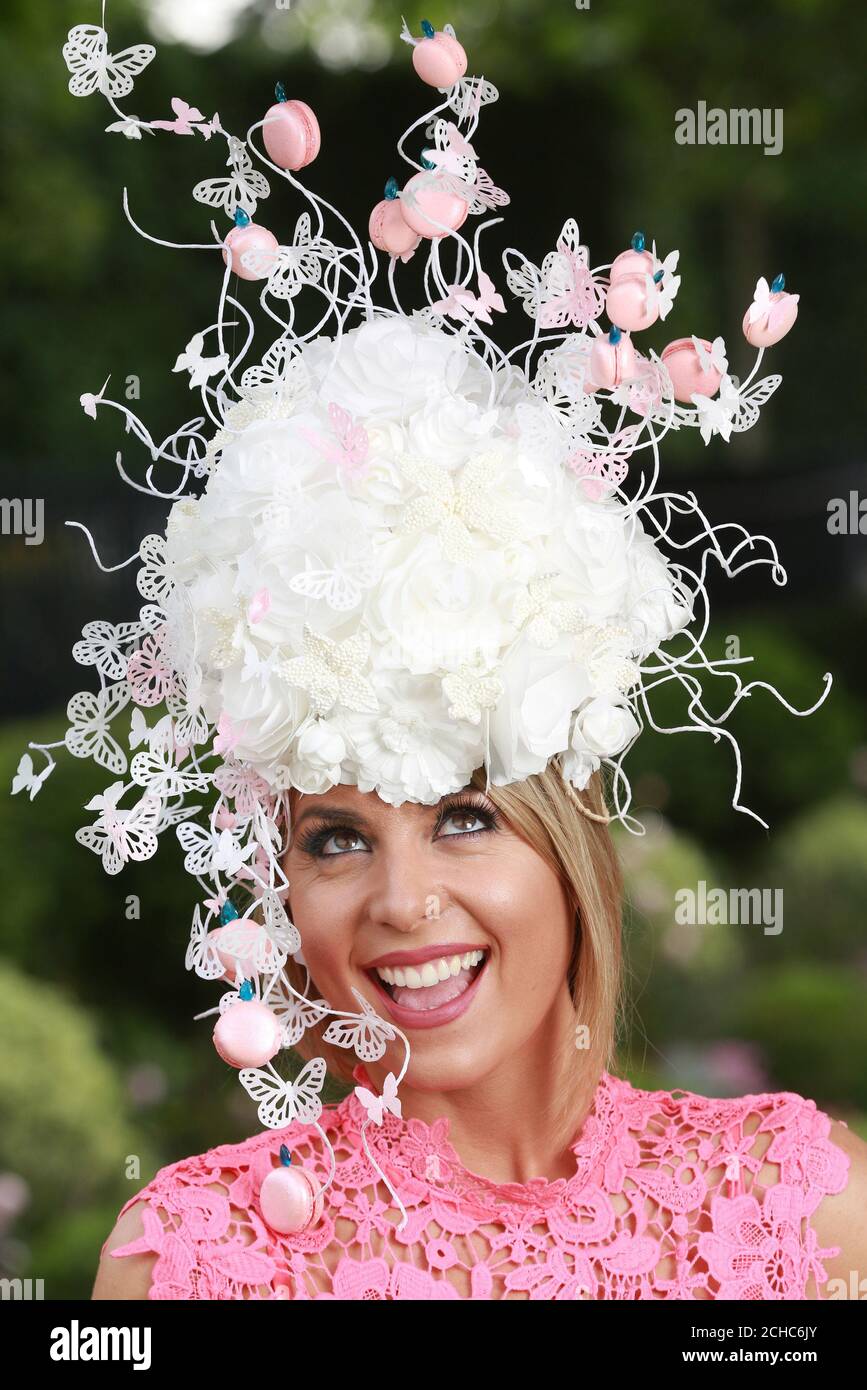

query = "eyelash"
[[297, 795, 502, 859]]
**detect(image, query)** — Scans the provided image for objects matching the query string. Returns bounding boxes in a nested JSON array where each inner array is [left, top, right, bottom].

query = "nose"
[[364, 833, 447, 935]]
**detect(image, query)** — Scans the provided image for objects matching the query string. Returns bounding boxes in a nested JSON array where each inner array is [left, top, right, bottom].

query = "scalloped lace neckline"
[[343, 1063, 622, 1208]]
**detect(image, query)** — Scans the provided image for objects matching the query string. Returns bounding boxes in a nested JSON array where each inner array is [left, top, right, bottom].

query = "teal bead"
[[384, 176, 400, 200], [631, 231, 646, 252], [420, 153, 436, 170], [771, 272, 786, 293], [421, 19, 435, 38], [609, 326, 622, 344], [279, 1144, 293, 1167], [275, 81, 287, 103], [653, 268, 665, 283], [239, 979, 254, 1001], [220, 899, 240, 924], [233, 207, 251, 228]]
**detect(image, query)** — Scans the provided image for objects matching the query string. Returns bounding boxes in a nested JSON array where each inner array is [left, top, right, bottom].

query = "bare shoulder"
[[808, 1120, 867, 1297], [91, 1178, 230, 1300], [91, 1200, 156, 1300]]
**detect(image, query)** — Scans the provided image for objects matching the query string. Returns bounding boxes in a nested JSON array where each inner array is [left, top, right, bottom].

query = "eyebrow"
[[292, 785, 482, 832]]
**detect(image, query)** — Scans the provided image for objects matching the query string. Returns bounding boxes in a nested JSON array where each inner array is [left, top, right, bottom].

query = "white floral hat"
[[12, 12, 830, 1232]]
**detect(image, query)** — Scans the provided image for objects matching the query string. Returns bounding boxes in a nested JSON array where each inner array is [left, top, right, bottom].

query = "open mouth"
[[366, 949, 489, 1014]]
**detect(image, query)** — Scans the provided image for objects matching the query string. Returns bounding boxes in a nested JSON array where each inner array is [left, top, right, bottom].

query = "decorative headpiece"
[[14, 11, 830, 1234]]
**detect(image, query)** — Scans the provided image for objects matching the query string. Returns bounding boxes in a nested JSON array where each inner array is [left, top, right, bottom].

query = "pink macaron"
[[412, 28, 468, 88], [609, 247, 655, 284], [262, 96, 321, 172], [606, 274, 659, 333], [212, 999, 282, 1069], [399, 172, 469, 240], [742, 291, 799, 347], [589, 329, 637, 389], [660, 338, 723, 403], [369, 197, 422, 258], [259, 1163, 325, 1235], [222, 220, 279, 281]]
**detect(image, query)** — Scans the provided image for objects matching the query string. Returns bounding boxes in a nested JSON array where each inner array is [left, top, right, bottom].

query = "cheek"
[[283, 864, 355, 978], [468, 853, 574, 978]]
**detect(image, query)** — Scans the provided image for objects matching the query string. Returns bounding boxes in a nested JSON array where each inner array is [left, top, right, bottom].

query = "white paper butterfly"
[[275, 990, 333, 1048], [73, 619, 142, 681], [65, 681, 132, 774], [444, 75, 499, 122], [354, 1070, 403, 1127], [173, 332, 229, 390], [193, 136, 270, 217], [185, 904, 226, 981], [136, 534, 175, 608], [691, 374, 742, 444], [75, 785, 161, 876], [690, 372, 781, 443], [692, 335, 728, 376], [62, 24, 155, 100], [240, 336, 306, 404], [238, 1057, 327, 1129], [10, 753, 53, 801], [166, 684, 211, 748], [250, 214, 327, 297], [322, 987, 397, 1062], [130, 722, 212, 798], [176, 821, 256, 878], [288, 550, 380, 613], [646, 243, 681, 320]]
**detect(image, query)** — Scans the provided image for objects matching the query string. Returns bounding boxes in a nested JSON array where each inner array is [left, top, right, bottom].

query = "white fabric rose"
[[279, 718, 347, 795], [576, 696, 640, 757], [365, 533, 519, 675], [206, 667, 309, 772], [626, 531, 693, 655], [305, 315, 483, 420], [340, 670, 484, 806], [488, 636, 593, 785]]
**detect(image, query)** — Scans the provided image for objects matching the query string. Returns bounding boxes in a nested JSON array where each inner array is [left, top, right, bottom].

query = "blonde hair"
[[279, 761, 624, 1151]]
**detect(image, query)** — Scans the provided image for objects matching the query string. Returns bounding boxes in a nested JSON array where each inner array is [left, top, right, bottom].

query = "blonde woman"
[[94, 764, 867, 1299]]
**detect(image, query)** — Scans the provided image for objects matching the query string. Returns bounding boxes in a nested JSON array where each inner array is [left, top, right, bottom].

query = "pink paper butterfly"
[[149, 96, 217, 137], [567, 426, 640, 501], [539, 220, 605, 331], [301, 403, 370, 479]]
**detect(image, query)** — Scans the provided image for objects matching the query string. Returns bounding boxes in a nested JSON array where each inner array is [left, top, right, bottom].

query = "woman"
[[28, 11, 862, 1302], [93, 763, 867, 1299]]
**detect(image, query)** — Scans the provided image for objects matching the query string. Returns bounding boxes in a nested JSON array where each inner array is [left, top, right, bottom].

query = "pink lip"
[[360, 942, 488, 970], [365, 954, 489, 1030]]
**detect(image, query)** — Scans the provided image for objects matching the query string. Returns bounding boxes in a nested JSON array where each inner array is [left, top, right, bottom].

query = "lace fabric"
[[106, 1066, 851, 1300]]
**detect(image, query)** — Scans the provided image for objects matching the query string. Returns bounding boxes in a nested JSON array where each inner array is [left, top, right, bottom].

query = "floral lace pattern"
[[107, 1067, 851, 1300]]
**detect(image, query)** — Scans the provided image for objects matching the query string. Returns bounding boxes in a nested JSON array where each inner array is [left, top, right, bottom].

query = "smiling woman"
[[21, 3, 862, 1304], [96, 761, 866, 1300], [280, 762, 622, 1161]]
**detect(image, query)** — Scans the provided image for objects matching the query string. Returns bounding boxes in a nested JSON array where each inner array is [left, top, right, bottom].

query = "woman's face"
[[283, 780, 577, 1093]]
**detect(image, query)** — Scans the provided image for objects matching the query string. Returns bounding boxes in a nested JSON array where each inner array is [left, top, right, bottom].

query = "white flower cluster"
[[160, 314, 692, 806]]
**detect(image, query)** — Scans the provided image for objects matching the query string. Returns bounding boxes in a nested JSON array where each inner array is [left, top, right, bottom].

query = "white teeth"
[[376, 949, 485, 989]]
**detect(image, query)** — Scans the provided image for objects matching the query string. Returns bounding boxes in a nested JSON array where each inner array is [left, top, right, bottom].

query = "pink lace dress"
[[106, 1065, 851, 1300]]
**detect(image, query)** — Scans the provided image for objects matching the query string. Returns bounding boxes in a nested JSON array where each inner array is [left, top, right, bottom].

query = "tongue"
[[391, 963, 478, 1012]]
